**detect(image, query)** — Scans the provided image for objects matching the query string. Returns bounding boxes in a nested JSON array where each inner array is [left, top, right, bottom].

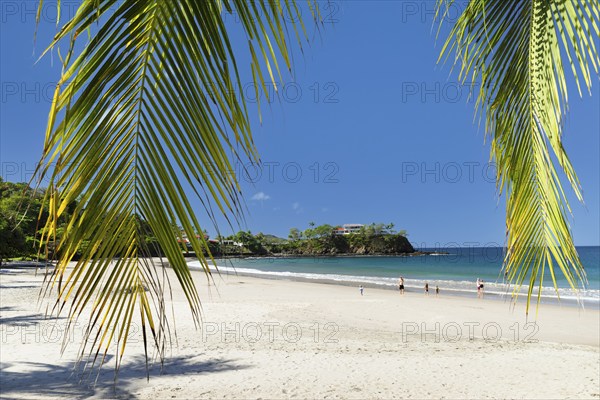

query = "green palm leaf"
[[34, 0, 318, 377], [437, 0, 599, 315]]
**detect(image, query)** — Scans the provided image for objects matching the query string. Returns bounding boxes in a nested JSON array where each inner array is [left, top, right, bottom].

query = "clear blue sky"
[[1, 1, 598, 246]]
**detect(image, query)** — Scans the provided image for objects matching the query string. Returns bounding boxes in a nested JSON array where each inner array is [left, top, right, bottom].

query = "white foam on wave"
[[188, 260, 599, 303], [0, 268, 30, 274]]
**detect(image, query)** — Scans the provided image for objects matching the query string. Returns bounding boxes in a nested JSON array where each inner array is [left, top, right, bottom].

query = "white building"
[[334, 224, 364, 235], [219, 239, 243, 247]]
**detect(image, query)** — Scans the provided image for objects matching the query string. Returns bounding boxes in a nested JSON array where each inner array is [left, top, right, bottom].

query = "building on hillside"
[[177, 233, 210, 250], [219, 239, 243, 247], [333, 224, 364, 235]]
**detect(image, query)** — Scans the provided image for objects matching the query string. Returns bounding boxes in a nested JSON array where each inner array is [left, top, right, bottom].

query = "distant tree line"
[[0, 179, 50, 264], [216, 223, 413, 256], [0, 179, 202, 264], [1, 179, 413, 263]]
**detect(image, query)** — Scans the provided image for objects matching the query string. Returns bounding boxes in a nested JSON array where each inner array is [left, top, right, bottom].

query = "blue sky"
[[1, 1, 598, 246]]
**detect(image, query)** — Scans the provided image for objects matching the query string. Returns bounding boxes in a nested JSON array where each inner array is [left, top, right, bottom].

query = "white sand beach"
[[1, 264, 599, 399]]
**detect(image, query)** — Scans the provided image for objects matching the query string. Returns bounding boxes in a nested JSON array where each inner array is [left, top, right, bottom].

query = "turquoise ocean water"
[[189, 246, 600, 304]]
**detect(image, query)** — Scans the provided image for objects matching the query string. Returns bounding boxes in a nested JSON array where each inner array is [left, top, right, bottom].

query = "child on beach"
[[435, 286, 439, 297], [424, 282, 429, 296], [359, 285, 364, 296]]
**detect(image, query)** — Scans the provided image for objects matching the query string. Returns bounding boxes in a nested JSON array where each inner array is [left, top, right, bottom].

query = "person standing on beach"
[[424, 282, 429, 296], [476, 278, 481, 298], [479, 279, 484, 298], [398, 276, 405, 295], [435, 285, 439, 297], [359, 285, 364, 296]]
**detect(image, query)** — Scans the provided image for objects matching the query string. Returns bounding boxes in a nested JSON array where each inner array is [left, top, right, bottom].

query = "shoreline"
[[199, 259, 600, 309], [1, 264, 599, 398], [207, 267, 594, 306], [211, 251, 437, 258], [3, 258, 597, 308]]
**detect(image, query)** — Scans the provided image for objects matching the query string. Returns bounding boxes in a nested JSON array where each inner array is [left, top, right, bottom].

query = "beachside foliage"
[[34, 0, 319, 377], [436, 0, 599, 314], [27, 0, 599, 378], [0, 179, 45, 264], [214, 224, 412, 255]]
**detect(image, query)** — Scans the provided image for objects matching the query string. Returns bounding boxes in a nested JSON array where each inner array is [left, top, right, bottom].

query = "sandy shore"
[[1, 264, 599, 399]]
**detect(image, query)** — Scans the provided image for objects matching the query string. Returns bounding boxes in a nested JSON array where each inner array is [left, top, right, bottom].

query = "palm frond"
[[437, 0, 599, 315], [35, 0, 318, 376]]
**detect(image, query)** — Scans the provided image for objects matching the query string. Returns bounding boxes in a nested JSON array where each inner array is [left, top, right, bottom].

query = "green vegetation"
[[284, 223, 412, 255], [0, 179, 208, 264], [0, 181, 411, 262], [18, 0, 599, 375], [0, 179, 51, 264], [0, 180, 31, 264], [215, 223, 413, 256]]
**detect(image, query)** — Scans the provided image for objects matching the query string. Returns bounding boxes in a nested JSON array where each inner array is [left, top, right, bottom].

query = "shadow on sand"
[[0, 354, 251, 399]]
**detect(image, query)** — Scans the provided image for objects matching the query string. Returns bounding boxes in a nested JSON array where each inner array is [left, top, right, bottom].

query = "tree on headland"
[[21, 0, 599, 376], [385, 223, 395, 234], [284, 223, 412, 255], [288, 228, 302, 241], [233, 231, 266, 255]]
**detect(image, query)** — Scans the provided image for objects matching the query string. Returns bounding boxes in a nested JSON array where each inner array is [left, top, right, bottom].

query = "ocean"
[[189, 246, 600, 305]]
